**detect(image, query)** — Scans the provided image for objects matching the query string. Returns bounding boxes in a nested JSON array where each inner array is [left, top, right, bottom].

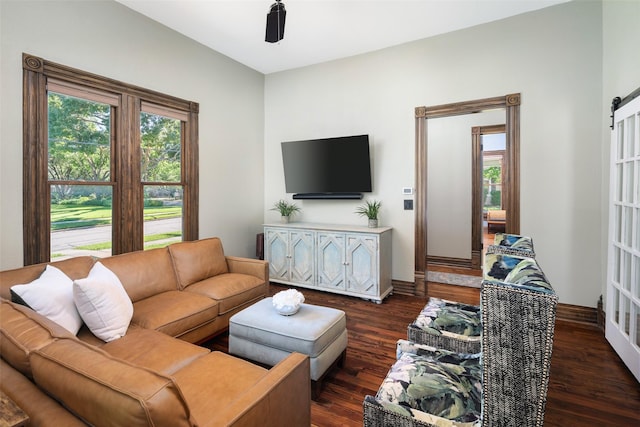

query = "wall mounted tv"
[[281, 134, 372, 199]]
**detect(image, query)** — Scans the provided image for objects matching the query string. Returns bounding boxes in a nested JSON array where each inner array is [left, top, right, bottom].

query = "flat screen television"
[[281, 134, 372, 199]]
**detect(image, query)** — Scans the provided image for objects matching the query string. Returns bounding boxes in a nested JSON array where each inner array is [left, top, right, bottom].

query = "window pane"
[[623, 250, 632, 291], [615, 205, 622, 244], [614, 246, 620, 283], [634, 254, 640, 299], [625, 161, 634, 203], [143, 185, 183, 250], [48, 92, 111, 182], [622, 295, 630, 335], [626, 115, 635, 158], [636, 160, 640, 203], [140, 112, 181, 182], [617, 120, 624, 161], [483, 162, 502, 210], [624, 206, 633, 247], [635, 207, 640, 252], [51, 185, 112, 259]]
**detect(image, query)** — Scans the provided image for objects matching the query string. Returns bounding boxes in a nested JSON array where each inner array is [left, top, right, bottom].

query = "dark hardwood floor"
[[207, 281, 640, 426]]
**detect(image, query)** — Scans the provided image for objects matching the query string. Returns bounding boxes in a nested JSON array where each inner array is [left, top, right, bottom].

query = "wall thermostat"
[[402, 187, 414, 195]]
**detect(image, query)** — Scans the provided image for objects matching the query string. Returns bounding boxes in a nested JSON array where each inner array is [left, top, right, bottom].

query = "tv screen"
[[281, 135, 372, 199]]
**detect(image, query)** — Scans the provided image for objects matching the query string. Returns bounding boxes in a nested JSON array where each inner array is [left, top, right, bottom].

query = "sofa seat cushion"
[[132, 291, 219, 338], [30, 338, 195, 427], [76, 322, 146, 347], [102, 327, 210, 375], [411, 297, 481, 338], [408, 297, 481, 354], [185, 273, 266, 314], [372, 350, 481, 426], [0, 299, 75, 378], [172, 351, 267, 425], [169, 237, 229, 290]]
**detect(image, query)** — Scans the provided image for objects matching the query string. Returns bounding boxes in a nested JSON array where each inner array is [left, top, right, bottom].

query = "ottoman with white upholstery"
[[229, 297, 347, 398]]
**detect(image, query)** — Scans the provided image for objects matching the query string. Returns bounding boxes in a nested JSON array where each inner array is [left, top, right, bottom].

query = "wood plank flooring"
[[206, 282, 640, 426]]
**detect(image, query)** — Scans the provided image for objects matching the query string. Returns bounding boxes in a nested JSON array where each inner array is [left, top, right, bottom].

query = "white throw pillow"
[[73, 262, 133, 342], [10, 265, 83, 334]]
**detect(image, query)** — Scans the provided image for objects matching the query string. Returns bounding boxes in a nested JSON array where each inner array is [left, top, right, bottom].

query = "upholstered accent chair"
[[365, 253, 557, 427]]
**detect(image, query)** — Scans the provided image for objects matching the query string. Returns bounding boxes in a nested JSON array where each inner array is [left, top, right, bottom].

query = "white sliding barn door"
[[606, 94, 640, 382]]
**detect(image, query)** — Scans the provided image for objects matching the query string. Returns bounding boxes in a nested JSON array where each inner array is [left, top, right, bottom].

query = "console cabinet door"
[[345, 233, 378, 296], [265, 228, 289, 281], [317, 232, 346, 290], [289, 230, 315, 285]]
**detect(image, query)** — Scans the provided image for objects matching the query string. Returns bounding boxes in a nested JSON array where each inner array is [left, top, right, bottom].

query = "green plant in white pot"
[[271, 200, 301, 223], [355, 200, 381, 228]]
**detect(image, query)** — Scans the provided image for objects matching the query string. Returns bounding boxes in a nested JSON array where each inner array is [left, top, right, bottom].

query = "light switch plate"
[[402, 187, 414, 195]]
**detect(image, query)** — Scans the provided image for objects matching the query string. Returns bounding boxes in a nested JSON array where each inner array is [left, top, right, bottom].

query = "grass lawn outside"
[[51, 204, 181, 230], [50, 204, 183, 259], [75, 232, 182, 251]]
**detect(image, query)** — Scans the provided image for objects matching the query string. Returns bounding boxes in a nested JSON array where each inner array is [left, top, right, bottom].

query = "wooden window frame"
[[22, 53, 199, 265]]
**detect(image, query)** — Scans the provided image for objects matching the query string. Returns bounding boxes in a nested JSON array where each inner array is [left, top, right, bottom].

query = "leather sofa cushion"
[[31, 338, 195, 427], [102, 327, 210, 375], [0, 299, 75, 378], [171, 351, 267, 425], [101, 247, 178, 302], [169, 237, 229, 290], [0, 257, 94, 300], [185, 273, 266, 314], [132, 291, 219, 338]]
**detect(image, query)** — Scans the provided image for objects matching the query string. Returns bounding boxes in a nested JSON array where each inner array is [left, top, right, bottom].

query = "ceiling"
[[116, 0, 567, 74]]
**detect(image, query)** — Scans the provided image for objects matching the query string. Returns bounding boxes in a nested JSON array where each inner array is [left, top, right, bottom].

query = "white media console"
[[263, 222, 392, 303]]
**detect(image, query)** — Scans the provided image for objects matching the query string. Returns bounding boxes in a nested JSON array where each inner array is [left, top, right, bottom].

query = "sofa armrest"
[[207, 352, 311, 427], [226, 256, 269, 282], [1, 358, 87, 427]]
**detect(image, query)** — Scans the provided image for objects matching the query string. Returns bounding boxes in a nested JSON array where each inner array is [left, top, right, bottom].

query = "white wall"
[[0, 0, 265, 268], [265, 0, 604, 307]]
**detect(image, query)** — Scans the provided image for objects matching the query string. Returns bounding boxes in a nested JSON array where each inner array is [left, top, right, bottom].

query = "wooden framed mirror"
[[413, 94, 521, 294]]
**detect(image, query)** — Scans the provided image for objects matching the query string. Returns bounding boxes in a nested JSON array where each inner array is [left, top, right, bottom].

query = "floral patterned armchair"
[[365, 249, 557, 427]]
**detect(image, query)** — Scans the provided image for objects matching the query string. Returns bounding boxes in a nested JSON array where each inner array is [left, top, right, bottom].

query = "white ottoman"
[[229, 297, 347, 398]]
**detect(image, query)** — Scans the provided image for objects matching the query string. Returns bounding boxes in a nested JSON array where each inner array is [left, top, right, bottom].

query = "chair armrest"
[[206, 352, 311, 427], [396, 339, 439, 359], [226, 256, 269, 282]]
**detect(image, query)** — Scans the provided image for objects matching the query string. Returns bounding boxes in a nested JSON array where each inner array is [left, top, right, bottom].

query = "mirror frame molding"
[[414, 93, 521, 294]]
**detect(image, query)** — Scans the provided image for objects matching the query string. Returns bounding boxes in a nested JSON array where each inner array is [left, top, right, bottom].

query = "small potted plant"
[[355, 199, 381, 228], [271, 199, 301, 223]]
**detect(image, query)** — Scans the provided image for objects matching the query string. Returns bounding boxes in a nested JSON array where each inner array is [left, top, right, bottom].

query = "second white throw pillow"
[[73, 262, 133, 342]]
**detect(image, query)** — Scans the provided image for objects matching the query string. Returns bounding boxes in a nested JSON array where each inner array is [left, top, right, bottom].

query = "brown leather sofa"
[[0, 237, 311, 426]]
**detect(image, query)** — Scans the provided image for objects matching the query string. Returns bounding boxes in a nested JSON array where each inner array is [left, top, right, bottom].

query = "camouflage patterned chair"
[[364, 254, 557, 427], [407, 297, 481, 354]]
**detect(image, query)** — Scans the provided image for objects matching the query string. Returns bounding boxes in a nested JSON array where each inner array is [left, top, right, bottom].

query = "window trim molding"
[[22, 53, 199, 265]]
